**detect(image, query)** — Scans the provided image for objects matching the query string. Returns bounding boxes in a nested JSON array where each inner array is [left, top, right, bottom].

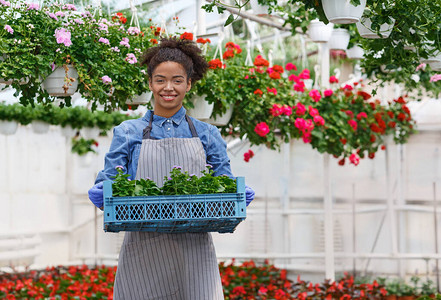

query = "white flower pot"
[[77, 152, 95, 168], [346, 45, 364, 59], [81, 127, 100, 140], [356, 17, 394, 39], [421, 52, 441, 64], [0, 120, 18, 135], [31, 120, 50, 134], [126, 91, 152, 105], [187, 95, 214, 121], [208, 105, 234, 126], [322, 0, 366, 24], [249, 0, 269, 16], [328, 28, 350, 50], [307, 19, 334, 43], [303, 79, 314, 90], [42, 65, 79, 97], [428, 61, 441, 71], [60, 125, 77, 138]]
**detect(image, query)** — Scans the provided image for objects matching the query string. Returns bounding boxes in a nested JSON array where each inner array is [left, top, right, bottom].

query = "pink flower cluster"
[[54, 28, 72, 47], [430, 74, 441, 82], [101, 75, 112, 85], [254, 122, 270, 137], [269, 104, 292, 117], [4, 24, 13, 34], [309, 89, 321, 102], [125, 53, 137, 64], [120, 37, 130, 48], [127, 27, 141, 35]]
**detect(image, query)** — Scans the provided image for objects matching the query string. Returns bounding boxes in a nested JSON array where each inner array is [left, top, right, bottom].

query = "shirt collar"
[[143, 106, 187, 127]]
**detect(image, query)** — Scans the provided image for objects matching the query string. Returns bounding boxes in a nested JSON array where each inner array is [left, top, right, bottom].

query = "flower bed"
[[1, 261, 437, 299]]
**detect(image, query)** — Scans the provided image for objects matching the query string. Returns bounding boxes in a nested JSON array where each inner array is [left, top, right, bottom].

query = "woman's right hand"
[[88, 182, 104, 210]]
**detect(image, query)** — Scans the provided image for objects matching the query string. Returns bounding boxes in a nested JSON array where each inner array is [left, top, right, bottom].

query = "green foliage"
[[0, 103, 136, 130], [70, 136, 98, 156], [111, 165, 237, 197]]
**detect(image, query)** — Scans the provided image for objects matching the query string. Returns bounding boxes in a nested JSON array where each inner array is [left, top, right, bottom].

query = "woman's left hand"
[[245, 185, 255, 207]]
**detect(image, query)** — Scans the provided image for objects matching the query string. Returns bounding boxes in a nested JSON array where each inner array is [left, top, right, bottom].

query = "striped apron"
[[113, 113, 224, 300]]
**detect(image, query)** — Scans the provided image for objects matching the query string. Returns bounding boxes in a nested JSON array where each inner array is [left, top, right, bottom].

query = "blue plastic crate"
[[103, 177, 247, 233]]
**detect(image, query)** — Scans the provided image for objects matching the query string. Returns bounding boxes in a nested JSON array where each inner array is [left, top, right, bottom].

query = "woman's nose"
[[164, 81, 173, 90]]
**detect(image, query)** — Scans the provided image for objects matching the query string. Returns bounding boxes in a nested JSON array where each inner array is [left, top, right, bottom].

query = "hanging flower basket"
[[60, 125, 77, 138], [208, 105, 234, 126], [322, 0, 366, 24], [81, 127, 100, 140], [0, 120, 18, 135], [126, 91, 152, 106], [31, 120, 50, 134], [42, 65, 79, 97], [307, 19, 334, 43], [328, 28, 350, 50], [346, 45, 364, 60], [356, 17, 395, 39], [186, 94, 214, 121]]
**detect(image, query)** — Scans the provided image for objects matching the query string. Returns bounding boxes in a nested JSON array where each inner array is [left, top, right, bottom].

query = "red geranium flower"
[[180, 32, 193, 40]]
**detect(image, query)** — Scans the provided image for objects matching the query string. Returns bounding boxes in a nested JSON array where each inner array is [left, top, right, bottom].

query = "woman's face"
[[149, 61, 191, 118]]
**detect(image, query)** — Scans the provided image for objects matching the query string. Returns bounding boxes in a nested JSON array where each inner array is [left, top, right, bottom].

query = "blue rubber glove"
[[245, 185, 255, 207], [88, 182, 104, 210]]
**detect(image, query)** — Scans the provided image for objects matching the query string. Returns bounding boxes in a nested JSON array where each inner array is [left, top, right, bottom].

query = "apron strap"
[[142, 112, 199, 140]]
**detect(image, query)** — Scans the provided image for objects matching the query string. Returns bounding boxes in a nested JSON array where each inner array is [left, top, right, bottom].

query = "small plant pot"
[[81, 127, 100, 140], [0, 120, 19, 135], [322, 0, 366, 24], [307, 19, 334, 43], [126, 91, 153, 106], [208, 105, 234, 126], [346, 45, 364, 59], [60, 125, 77, 138], [31, 120, 50, 134], [186, 94, 214, 121], [328, 28, 350, 50], [356, 17, 395, 39], [42, 65, 79, 97]]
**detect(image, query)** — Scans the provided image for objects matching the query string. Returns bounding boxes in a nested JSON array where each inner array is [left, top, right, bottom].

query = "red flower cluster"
[[180, 32, 194, 40], [208, 59, 223, 69], [254, 55, 270, 67], [112, 12, 127, 24], [243, 149, 254, 162], [223, 42, 242, 60], [196, 37, 211, 44], [150, 26, 163, 36]]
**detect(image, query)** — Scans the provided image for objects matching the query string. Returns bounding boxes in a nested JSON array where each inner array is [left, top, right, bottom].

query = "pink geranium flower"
[[430, 74, 441, 82], [308, 106, 319, 117], [269, 104, 283, 117], [4, 25, 13, 34], [99, 37, 110, 45], [348, 119, 358, 131], [329, 75, 339, 83], [254, 122, 270, 137], [299, 69, 310, 79], [295, 102, 306, 116], [27, 3, 39, 10], [282, 105, 292, 116], [285, 62, 297, 71], [294, 118, 307, 130], [313, 115, 325, 126], [101, 75, 112, 85], [356, 112, 368, 120], [293, 81, 305, 92], [324, 89, 333, 97], [349, 153, 360, 166], [54, 28, 72, 47], [120, 37, 130, 48], [309, 89, 321, 102], [125, 53, 137, 64]]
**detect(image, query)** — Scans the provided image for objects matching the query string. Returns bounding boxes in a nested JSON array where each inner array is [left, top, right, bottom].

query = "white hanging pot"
[[307, 19, 334, 43], [303, 79, 314, 90], [60, 125, 77, 138], [249, 0, 269, 16], [42, 64, 79, 97], [31, 120, 50, 134], [421, 52, 441, 64], [126, 91, 152, 105], [0, 120, 18, 135], [322, 0, 366, 24], [346, 45, 364, 59], [186, 94, 214, 121], [428, 61, 441, 72], [77, 152, 95, 168], [356, 17, 394, 39], [208, 105, 234, 126], [328, 28, 350, 50], [81, 127, 100, 140]]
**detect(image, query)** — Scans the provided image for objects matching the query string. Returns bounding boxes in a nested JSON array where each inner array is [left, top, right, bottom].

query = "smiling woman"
[[87, 36, 255, 300]]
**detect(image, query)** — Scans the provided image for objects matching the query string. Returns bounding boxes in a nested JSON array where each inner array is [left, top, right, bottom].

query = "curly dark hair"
[[141, 37, 208, 86]]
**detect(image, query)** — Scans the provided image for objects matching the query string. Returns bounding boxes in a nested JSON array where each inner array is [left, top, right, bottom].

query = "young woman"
[[88, 37, 255, 299]]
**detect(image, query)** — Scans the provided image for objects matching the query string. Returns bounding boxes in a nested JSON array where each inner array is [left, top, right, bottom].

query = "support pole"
[[196, 0, 206, 35], [319, 42, 334, 281], [434, 182, 440, 292]]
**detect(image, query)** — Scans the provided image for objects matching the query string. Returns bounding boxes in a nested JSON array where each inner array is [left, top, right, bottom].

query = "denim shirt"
[[95, 106, 234, 184]]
